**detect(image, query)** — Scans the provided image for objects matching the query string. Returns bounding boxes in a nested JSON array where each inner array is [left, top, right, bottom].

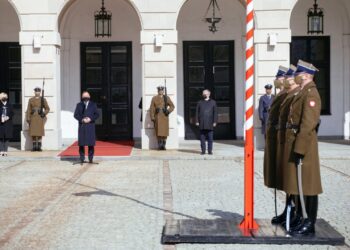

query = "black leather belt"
[[286, 123, 300, 130]]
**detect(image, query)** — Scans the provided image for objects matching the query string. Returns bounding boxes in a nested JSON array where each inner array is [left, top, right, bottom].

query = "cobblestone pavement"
[[0, 141, 349, 250]]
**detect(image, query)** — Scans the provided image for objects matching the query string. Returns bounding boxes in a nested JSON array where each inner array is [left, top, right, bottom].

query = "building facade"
[[0, 0, 349, 150]]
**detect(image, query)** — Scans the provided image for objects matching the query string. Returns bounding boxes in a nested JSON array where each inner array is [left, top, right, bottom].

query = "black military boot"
[[271, 195, 289, 225], [158, 140, 162, 150], [290, 195, 304, 231], [291, 196, 318, 236], [281, 206, 295, 230], [37, 142, 43, 152], [291, 218, 315, 236], [32, 142, 37, 152], [162, 140, 167, 150]]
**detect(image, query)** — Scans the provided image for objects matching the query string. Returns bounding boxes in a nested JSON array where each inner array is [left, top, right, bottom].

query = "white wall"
[[291, 0, 350, 137], [59, 0, 142, 142], [177, 0, 246, 139]]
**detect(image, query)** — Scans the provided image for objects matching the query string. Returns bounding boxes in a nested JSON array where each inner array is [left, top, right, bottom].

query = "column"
[[19, 28, 62, 150], [140, 30, 179, 149], [343, 34, 350, 140], [253, 1, 292, 149]]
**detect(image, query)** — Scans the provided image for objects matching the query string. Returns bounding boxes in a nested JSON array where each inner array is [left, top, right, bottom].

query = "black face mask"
[[1, 98, 7, 102], [82, 97, 90, 102]]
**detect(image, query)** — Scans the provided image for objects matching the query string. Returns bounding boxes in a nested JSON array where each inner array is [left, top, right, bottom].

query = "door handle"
[[101, 96, 107, 100], [213, 66, 215, 74]]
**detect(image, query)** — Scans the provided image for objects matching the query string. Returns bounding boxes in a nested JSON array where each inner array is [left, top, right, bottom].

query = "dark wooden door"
[[0, 43, 22, 141], [81, 42, 133, 140], [183, 41, 235, 140]]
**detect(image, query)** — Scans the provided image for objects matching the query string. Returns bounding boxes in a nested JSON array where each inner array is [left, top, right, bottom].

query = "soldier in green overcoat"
[[273, 65, 301, 226], [283, 60, 322, 236], [150, 86, 175, 150], [263, 66, 288, 190], [26, 87, 50, 151]]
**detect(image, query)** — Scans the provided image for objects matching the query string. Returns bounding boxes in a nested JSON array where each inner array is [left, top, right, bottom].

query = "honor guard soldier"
[[263, 66, 289, 223], [283, 60, 322, 236], [26, 87, 50, 151], [150, 86, 175, 150], [259, 84, 274, 136], [273, 65, 302, 229]]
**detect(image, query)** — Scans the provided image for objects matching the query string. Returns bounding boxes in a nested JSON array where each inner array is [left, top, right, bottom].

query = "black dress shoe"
[[208, 152, 213, 155], [290, 218, 315, 236], [200, 152, 205, 155], [89, 159, 93, 163]]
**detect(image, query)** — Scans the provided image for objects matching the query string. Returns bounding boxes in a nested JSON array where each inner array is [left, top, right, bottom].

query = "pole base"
[[162, 218, 345, 245], [239, 217, 259, 231]]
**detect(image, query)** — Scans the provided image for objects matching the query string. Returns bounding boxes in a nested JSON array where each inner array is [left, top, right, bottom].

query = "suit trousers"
[[79, 146, 94, 161], [200, 130, 213, 153], [0, 138, 9, 152]]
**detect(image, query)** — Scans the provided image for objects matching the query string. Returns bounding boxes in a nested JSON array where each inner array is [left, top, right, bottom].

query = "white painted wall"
[[0, 0, 19, 41], [59, 0, 142, 142], [291, 0, 350, 137], [177, 0, 246, 139]]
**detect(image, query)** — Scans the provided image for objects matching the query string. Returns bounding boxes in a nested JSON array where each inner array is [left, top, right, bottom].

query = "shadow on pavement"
[[57, 178, 199, 220], [207, 209, 244, 221]]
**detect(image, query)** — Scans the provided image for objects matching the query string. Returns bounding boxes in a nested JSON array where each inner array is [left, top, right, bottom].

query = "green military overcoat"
[[150, 95, 175, 137], [282, 82, 322, 195], [275, 86, 300, 190], [263, 90, 288, 188], [26, 97, 50, 137]]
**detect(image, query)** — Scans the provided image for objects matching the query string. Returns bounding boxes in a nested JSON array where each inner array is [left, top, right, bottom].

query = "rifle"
[[163, 78, 169, 116], [39, 78, 46, 118]]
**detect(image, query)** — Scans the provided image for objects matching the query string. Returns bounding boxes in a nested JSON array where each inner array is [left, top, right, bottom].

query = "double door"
[[184, 41, 236, 139], [0, 43, 22, 141], [81, 42, 133, 140]]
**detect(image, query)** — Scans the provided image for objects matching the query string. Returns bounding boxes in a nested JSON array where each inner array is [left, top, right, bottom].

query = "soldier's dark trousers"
[[157, 137, 167, 150], [200, 130, 213, 153], [32, 136, 42, 151], [79, 146, 94, 162], [0, 138, 9, 152]]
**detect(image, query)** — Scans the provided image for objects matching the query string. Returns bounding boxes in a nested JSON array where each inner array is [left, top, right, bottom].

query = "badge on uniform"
[[309, 100, 316, 107]]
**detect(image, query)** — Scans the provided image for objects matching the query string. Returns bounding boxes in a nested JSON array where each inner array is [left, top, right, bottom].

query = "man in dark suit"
[[259, 84, 274, 136], [0, 92, 14, 156], [195, 89, 218, 155], [74, 91, 100, 163]]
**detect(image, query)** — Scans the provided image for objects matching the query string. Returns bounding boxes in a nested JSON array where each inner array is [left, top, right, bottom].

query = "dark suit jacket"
[[74, 101, 100, 146], [0, 101, 14, 139], [196, 99, 218, 130]]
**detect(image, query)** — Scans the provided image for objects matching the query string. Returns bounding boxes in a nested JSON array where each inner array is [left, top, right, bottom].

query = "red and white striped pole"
[[239, 0, 258, 231]]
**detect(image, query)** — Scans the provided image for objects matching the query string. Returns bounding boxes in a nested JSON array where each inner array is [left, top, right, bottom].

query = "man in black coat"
[[0, 92, 14, 156], [74, 91, 100, 163], [195, 89, 218, 155]]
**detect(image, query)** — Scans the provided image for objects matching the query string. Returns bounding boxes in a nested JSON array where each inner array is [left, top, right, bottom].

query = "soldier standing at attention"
[[259, 84, 274, 137], [273, 65, 301, 227], [150, 86, 175, 150], [283, 60, 322, 236], [263, 66, 288, 223], [26, 87, 50, 151]]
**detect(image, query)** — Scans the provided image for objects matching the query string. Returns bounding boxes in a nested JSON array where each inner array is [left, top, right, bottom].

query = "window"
[[291, 36, 330, 115]]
